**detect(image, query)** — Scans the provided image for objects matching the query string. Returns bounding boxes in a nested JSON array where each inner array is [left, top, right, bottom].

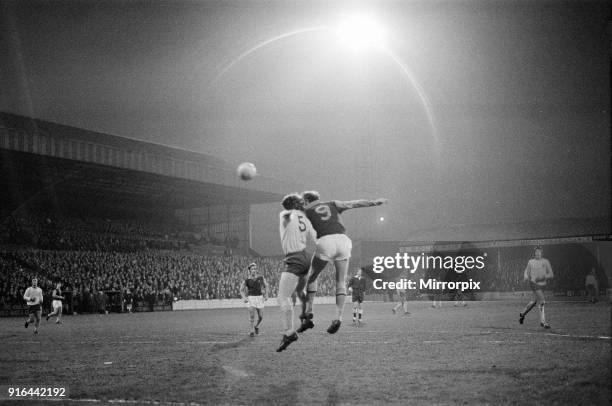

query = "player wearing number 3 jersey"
[[299, 191, 387, 335]]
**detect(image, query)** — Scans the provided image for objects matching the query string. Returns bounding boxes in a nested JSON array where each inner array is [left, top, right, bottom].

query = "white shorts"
[[247, 295, 265, 309], [314, 234, 352, 262], [52, 300, 62, 309]]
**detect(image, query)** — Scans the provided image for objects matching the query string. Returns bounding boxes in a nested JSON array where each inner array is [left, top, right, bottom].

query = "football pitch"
[[0, 300, 610, 405]]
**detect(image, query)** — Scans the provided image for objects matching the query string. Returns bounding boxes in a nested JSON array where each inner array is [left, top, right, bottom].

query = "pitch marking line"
[[543, 333, 611, 340], [36, 398, 206, 405]]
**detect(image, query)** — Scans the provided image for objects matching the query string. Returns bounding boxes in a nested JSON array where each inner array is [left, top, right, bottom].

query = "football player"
[[240, 263, 267, 337], [46, 282, 65, 324], [347, 268, 367, 326], [23, 278, 44, 334], [276, 193, 316, 352], [519, 247, 554, 328], [299, 191, 387, 334]]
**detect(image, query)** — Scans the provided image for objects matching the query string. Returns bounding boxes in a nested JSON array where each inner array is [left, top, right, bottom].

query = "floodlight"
[[336, 15, 387, 51]]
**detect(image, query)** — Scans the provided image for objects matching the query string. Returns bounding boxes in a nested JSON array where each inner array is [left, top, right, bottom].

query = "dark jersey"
[[348, 276, 367, 296], [305, 201, 346, 238], [245, 276, 264, 296], [52, 288, 63, 301]]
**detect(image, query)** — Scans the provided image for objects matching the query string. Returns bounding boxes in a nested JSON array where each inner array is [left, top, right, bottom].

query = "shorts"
[[314, 234, 352, 262], [284, 250, 310, 277], [28, 304, 41, 314], [530, 281, 546, 292], [52, 300, 63, 309], [352, 294, 364, 304], [247, 295, 265, 309]]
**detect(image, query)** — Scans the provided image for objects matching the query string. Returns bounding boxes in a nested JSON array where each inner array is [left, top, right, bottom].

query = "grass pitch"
[[0, 299, 610, 405]]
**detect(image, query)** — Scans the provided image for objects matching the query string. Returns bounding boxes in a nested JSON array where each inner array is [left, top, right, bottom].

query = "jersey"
[[245, 277, 264, 296], [348, 276, 367, 296], [52, 288, 63, 301], [279, 209, 315, 255], [524, 258, 553, 286], [24, 286, 43, 306], [585, 274, 597, 287], [305, 200, 346, 238]]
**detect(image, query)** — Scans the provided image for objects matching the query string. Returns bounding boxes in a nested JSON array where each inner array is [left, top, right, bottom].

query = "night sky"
[[1, 0, 610, 254]]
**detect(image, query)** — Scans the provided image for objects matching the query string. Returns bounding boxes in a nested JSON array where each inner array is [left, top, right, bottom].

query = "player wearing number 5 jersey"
[[276, 193, 316, 352], [299, 191, 387, 334]]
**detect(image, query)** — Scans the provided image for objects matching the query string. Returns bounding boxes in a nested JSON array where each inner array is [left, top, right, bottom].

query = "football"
[[237, 162, 257, 181]]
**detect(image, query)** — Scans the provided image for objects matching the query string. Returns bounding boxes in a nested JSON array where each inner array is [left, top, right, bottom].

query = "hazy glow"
[[379, 216, 385, 222], [335, 15, 387, 51], [210, 26, 327, 86], [211, 18, 439, 172]]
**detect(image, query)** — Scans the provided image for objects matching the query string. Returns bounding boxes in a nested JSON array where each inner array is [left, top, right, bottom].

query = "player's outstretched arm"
[[335, 198, 388, 211]]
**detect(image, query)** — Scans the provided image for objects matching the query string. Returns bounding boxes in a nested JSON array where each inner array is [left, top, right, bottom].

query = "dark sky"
[[1, 0, 610, 254]]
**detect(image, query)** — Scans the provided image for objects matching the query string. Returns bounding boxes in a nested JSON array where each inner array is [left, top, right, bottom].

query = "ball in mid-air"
[[237, 162, 257, 181]]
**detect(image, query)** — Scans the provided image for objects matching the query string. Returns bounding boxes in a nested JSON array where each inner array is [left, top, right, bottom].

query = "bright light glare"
[[336, 15, 387, 51], [379, 216, 385, 222]]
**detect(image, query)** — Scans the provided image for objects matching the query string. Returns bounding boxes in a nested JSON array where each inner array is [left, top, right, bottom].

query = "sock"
[[523, 301, 536, 315], [335, 293, 346, 321], [358, 309, 362, 320], [282, 308, 293, 335]]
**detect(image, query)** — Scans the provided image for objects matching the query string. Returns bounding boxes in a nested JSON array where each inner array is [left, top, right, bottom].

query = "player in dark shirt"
[[46, 282, 65, 324], [298, 191, 387, 334], [347, 268, 367, 326], [124, 289, 134, 313], [240, 263, 268, 337]]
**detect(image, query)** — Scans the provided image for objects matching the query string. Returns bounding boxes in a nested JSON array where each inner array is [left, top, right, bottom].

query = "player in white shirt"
[[276, 193, 316, 352], [23, 278, 44, 334], [519, 247, 554, 328]]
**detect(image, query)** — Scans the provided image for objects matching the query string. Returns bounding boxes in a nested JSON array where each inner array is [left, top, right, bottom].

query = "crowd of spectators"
[[1, 213, 190, 252], [1, 213, 606, 313], [0, 247, 339, 312]]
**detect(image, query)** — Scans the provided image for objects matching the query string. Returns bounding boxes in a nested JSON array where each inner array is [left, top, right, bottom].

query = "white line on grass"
[[544, 333, 611, 340], [36, 398, 207, 405]]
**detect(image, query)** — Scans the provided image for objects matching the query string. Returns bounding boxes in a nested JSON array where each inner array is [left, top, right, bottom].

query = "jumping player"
[[23, 278, 44, 334], [240, 263, 268, 337], [276, 193, 316, 352], [347, 268, 367, 326], [519, 247, 554, 329], [299, 191, 387, 334], [46, 282, 65, 324]]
